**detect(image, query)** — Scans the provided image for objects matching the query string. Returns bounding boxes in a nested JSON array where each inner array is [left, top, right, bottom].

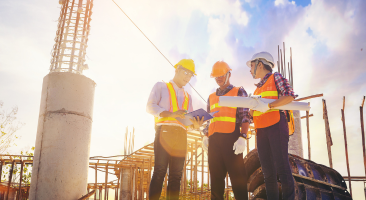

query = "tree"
[[0, 101, 24, 154]]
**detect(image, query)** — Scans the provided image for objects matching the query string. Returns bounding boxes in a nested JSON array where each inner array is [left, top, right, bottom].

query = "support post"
[[360, 96, 366, 177], [306, 110, 311, 160], [341, 97, 352, 197], [322, 99, 333, 168]]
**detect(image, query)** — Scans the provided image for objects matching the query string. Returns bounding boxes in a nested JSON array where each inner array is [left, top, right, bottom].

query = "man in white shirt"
[[146, 59, 203, 200]]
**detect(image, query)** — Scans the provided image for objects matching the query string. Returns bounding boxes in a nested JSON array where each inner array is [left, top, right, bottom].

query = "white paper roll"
[[218, 96, 310, 111]]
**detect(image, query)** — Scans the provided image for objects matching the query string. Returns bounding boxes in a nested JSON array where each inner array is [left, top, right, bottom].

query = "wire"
[[112, 0, 207, 103]]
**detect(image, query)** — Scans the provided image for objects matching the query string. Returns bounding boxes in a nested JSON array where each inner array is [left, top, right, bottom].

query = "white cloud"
[[274, 0, 295, 6]]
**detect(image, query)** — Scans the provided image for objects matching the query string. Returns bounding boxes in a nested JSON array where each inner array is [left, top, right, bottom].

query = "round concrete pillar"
[[119, 168, 132, 200], [288, 110, 304, 158], [29, 72, 96, 200]]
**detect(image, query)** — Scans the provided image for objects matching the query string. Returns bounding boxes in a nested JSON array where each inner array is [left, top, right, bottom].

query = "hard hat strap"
[[224, 72, 230, 85]]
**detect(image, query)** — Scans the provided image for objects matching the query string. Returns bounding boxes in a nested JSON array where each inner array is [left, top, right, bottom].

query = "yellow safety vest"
[[154, 82, 190, 129]]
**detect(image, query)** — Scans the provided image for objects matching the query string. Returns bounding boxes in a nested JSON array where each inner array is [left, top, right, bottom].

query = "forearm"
[[240, 122, 249, 137], [159, 111, 173, 118], [270, 96, 294, 108]]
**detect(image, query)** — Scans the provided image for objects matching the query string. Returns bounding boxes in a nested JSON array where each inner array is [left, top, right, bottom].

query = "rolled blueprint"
[[219, 96, 310, 111]]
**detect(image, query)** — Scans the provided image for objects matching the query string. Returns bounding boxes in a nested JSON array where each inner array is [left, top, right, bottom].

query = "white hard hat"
[[246, 52, 275, 68]]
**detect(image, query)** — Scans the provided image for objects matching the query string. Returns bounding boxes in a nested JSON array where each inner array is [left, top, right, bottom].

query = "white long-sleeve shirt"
[[146, 80, 193, 126]]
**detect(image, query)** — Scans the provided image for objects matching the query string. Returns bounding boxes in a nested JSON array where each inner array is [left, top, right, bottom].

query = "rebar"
[[50, 0, 93, 74]]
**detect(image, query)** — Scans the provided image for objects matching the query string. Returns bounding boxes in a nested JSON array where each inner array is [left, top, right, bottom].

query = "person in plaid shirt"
[[247, 52, 296, 200]]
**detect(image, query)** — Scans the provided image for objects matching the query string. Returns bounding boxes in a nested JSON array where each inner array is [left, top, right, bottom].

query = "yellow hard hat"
[[174, 59, 196, 75]]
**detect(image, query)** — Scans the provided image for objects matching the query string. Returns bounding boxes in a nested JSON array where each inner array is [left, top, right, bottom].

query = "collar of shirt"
[[255, 72, 272, 88], [169, 80, 186, 92], [216, 84, 234, 96]]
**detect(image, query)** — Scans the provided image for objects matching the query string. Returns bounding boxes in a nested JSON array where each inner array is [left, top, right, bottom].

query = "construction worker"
[[146, 59, 204, 200], [247, 52, 296, 200], [202, 61, 249, 200]]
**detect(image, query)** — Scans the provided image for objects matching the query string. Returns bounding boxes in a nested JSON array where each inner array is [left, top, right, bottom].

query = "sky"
[[1, 0, 366, 198]]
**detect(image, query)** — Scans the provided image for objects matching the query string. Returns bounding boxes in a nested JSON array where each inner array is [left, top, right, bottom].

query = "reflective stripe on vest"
[[155, 82, 189, 129], [208, 87, 239, 136], [253, 74, 280, 129]]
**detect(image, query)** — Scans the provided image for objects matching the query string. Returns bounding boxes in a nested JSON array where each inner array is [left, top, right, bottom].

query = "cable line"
[[112, 0, 207, 103]]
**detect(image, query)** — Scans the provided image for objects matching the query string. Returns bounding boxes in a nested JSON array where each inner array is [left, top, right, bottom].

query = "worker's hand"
[[233, 137, 246, 155], [202, 136, 209, 152], [172, 110, 187, 119], [253, 98, 270, 113], [190, 116, 205, 130]]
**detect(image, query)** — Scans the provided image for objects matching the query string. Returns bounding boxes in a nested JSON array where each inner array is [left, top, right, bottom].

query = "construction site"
[[0, 0, 365, 200]]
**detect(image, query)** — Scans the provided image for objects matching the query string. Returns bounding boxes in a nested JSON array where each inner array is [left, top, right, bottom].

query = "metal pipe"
[[341, 97, 352, 197]]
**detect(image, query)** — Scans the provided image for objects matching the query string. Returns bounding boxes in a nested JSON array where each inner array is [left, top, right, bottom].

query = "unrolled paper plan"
[[218, 96, 310, 111]]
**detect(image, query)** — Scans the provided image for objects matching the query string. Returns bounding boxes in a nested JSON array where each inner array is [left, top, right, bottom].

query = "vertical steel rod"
[[6, 160, 15, 200], [341, 97, 352, 197], [0, 161, 2, 184], [95, 163, 98, 200], [141, 159, 145, 200], [290, 47, 294, 88], [278, 45, 280, 73], [18, 161, 24, 200], [322, 99, 333, 168], [280, 49, 284, 76], [195, 139, 198, 199], [306, 110, 311, 160], [201, 148, 204, 196], [130, 165, 133, 200], [360, 96, 366, 179], [283, 42, 286, 78], [135, 165, 138, 200], [105, 162, 109, 200], [189, 147, 193, 193]]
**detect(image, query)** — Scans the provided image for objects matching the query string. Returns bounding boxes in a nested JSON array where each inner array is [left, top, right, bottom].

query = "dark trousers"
[[208, 127, 248, 200], [256, 112, 295, 200], [149, 125, 187, 200]]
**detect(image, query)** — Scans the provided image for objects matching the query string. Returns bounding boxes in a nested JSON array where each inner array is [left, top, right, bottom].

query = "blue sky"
[[1, 0, 366, 198]]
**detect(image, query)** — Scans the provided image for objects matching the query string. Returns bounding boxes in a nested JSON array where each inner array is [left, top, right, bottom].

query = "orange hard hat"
[[210, 61, 232, 78]]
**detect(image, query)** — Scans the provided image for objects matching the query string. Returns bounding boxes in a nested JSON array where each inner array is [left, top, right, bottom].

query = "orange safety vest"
[[154, 82, 190, 130], [253, 74, 280, 129], [208, 87, 239, 137]]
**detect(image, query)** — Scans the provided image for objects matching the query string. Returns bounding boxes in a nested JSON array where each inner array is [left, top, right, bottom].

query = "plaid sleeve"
[[273, 73, 298, 98], [237, 87, 251, 124]]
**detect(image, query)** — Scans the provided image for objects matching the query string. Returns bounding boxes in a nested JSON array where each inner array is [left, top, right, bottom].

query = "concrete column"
[[288, 110, 304, 158], [119, 168, 132, 200], [29, 72, 96, 200]]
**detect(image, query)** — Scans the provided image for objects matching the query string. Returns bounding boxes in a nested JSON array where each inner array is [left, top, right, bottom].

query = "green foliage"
[[0, 101, 24, 154], [1, 147, 34, 184]]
